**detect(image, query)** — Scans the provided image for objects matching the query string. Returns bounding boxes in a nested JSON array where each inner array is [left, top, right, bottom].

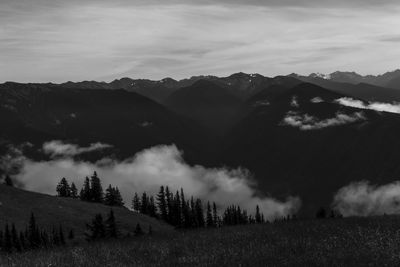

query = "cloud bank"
[[11, 142, 300, 219], [333, 181, 400, 216], [281, 111, 365, 130], [43, 140, 112, 157], [335, 97, 400, 114]]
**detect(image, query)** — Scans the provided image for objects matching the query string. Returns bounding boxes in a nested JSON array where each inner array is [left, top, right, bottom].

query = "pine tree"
[[80, 176, 91, 201], [70, 182, 78, 198], [85, 214, 105, 241], [206, 201, 214, 227], [134, 223, 143, 236], [212, 202, 219, 227], [165, 186, 173, 223], [105, 210, 118, 238], [90, 171, 103, 203], [4, 175, 13, 187], [28, 212, 40, 248], [148, 196, 157, 217], [114, 187, 124, 206], [195, 199, 205, 227], [56, 177, 71, 197], [156, 186, 167, 221], [4, 223, 12, 253], [52, 227, 60, 246], [11, 223, 21, 252], [104, 185, 116, 206], [19, 232, 26, 250], [173, 191, 182, 226], [255, 205, 262, 223], [132, 192, 141, 212], [140, 192, 148, 214]]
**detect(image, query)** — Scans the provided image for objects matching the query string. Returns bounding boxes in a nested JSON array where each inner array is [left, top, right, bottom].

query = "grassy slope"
[[3, 216, 400, 266], [0, 185, 174, 239]]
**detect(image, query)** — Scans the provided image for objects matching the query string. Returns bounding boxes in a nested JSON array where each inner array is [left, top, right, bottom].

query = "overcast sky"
[[1, 0, 400, 83]]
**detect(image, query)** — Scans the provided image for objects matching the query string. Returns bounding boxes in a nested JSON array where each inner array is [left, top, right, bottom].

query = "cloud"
[[43, 140, 112, 157], [1, 1, 400, 82], [335, 97, 400, 114], [333, 181, 400, 216], [11, 143, 300, 220], [281, 111, 365, 130], [310, 97, 324, 103], [290, 96, 299, 107]]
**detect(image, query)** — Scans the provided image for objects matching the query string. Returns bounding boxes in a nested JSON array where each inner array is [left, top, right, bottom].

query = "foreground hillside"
[[3, 215, 400, 266], [0, 185, 174, 239]]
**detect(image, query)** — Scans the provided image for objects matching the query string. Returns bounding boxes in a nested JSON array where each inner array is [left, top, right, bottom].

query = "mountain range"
[[2, 70, 400, 215]]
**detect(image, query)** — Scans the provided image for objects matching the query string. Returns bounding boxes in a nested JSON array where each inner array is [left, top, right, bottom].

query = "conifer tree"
[[156, 186, 167, 221], [173, 191, 182, 226], [56, 177, 71, 197], [105, 210, 118, 238], [134, 223, 143, 236], [70, 182, 78, 198], [114, 187, 124, 206], [165, 186, 173, 223], [11, 223, 21, 252], [28, 212, 40, 248], [195, 199, 205, 227], [85, 214, 105, 241], [212, 202, 219, 227], [132, 192, 141, 212], [19, 232, 26, 250], [206, 201, 214, 227], [80, 176, 91, 201], [140, 192, 148, 214], [4, 175, 13, 187], [4, 223, 12, 253], [255, 205, 262, 223], [90, 171, 103, 203], [148, 196, 157, 217]]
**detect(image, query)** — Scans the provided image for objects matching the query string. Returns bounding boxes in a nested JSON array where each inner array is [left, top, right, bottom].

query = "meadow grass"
[[2, 215, 400, 266]]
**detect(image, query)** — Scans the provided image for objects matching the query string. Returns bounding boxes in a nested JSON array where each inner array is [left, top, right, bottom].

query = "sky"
[[1, 0, 400, 83]]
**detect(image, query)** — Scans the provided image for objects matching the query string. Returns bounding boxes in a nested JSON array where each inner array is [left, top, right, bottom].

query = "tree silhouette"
[[80, 176, 91, 201], [4, 175, 13, 187], [90, 172, 103, 203], [56, 177, 70, 197], [134, 223, 143, 236], [105, 210, 118, 238], [85, 213, 106, 241], [156, 186, 167, 221], [70, 183, 78, 198], [206, 201, 214, 227], [132, 192, 141, 212]]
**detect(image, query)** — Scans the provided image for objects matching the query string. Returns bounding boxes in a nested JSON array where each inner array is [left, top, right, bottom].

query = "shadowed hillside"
[[0, 185, 174, 239]]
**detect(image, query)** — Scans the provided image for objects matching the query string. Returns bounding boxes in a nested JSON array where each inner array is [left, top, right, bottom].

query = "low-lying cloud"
[[10, 142, 300, 220], [43, 140, 112, 157], [333, 181, 400, 216], [335, 97, 400, 114], [281, 111, 365, 130]]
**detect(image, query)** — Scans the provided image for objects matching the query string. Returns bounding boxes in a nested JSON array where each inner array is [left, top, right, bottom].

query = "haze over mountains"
[[2, 70, 400, 215]]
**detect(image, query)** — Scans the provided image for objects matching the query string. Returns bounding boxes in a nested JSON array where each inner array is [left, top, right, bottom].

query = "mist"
[[335, 97, 400, 114], [333, 181, 400, 216], [10, 142, 301, 220], [281, 111, 365, 130]]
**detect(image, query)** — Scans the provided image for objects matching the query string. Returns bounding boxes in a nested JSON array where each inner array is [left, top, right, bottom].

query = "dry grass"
[[3, 216, 400, 266]]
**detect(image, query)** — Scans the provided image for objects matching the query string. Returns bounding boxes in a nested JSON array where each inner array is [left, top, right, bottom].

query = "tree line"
[[132, 185, 268, 229], [0, 213, 72, 254], [56, 172, 124, 206]]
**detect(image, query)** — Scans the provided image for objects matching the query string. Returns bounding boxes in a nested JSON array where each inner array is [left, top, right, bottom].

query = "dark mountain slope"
[[0, 83, 217, 164], [0, 185, 173, 240], [165, 80, 243, 134], [221, 83, 400, 214], [290, 75, 400, 102]]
